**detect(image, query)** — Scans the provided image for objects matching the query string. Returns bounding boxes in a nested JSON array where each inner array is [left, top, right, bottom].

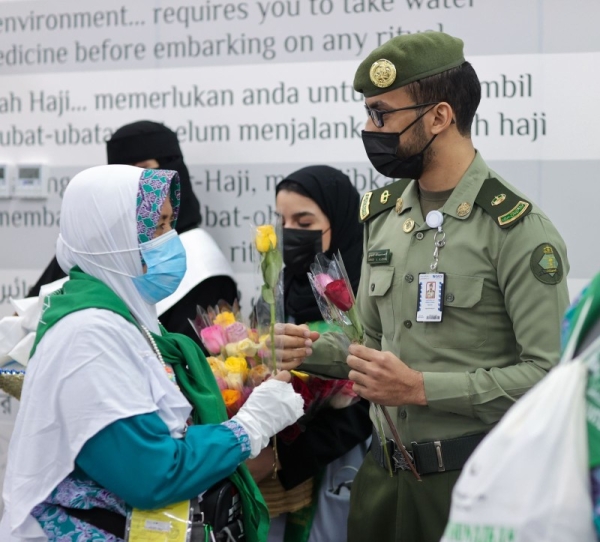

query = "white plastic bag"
[[442, 359, 595, 542]]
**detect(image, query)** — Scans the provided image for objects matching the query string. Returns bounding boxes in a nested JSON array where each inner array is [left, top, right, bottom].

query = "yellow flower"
[[255, 225, 277, 253], [224, 356, 249, 379], [236, 338, 259, 357], [207, 356, 228, 377], [214, 311, 236, 328], [225, 356, 248, 391], [225, 343, 242, 358], [291, 370, 310, 382]]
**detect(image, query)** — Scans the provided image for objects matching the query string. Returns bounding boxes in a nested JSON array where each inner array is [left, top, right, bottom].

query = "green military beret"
[[354, 32, 465, 97]]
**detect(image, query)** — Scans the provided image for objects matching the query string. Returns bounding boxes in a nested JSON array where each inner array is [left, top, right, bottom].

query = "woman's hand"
[[272, 370, 292, 383], [272, 323, 320, 371], [246, 446, 282, 483]]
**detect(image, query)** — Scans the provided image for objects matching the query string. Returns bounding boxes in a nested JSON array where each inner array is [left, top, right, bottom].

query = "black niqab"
[[276, 166, 363, 324], [106, 120, 201, 233]]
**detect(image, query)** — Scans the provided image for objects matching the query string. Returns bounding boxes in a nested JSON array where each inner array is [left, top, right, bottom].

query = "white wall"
[[0, 0, 599, 511]]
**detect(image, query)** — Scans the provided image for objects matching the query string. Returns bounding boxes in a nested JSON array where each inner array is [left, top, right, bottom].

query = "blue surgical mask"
[[133, 230, 187, 304]]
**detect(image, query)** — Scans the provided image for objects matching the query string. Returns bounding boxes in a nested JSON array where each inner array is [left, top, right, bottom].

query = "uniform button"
[[400, 410, 407, 419], [415, 232, 424, 240], [370, 283, 375, 292], [405, 274, 414, 283], [446, 293, 455, 302], [403, 320, 412, 329]]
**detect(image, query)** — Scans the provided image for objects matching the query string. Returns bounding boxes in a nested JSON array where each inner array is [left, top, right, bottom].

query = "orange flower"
[[221, 389, 242, 408]]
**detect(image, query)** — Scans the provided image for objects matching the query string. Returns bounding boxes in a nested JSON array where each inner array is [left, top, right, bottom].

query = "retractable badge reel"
[[416, 210, 446, 323]]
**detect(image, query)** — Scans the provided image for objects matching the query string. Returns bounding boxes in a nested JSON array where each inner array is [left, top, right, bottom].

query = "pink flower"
[[200, 325, 226, 354], [329, 381, 358, 409], [225, 322, 248, 343], [215, 377, 228, 391], [314, 273, 334, 295]]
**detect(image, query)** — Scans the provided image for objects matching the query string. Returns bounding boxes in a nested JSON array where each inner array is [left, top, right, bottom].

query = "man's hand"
[[347, 344, 427, 406], [270, 323, 319, 371]]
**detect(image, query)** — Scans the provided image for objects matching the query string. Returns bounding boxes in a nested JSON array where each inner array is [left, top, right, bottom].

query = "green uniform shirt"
[[302, 152, 570, 446]]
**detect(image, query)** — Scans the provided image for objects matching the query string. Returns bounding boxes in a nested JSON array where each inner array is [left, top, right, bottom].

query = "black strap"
[[412, 433, 486, 475], [64, 507, 126, 538], [372, 429, 486, 475]]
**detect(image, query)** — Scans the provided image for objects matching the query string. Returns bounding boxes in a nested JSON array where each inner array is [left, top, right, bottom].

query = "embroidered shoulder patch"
[[360, 191, 372, 221], [530, 243, 563, 285], [498, 201, 530, 227]]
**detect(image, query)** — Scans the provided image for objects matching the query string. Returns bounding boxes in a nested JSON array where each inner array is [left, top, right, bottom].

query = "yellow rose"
[[236, 338, 259, 357], [214, 311, 236, 328], [255, 225, 277, 253], [225, 356, 248, 391], [224, 356, 249, 378], [225, 343, 242, 358], [207, 356, 228, 377]]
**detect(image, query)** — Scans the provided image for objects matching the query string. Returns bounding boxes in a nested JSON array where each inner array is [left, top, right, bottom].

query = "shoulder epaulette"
[[475, 177, 532, 229], [359, 178, 412, 223]]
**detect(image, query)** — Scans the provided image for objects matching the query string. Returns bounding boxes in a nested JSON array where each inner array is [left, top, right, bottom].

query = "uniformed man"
[[276, 31, 570, 542]]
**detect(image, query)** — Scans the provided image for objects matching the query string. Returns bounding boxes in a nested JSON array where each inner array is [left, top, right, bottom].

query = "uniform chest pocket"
[[425, 274, 487, 350], [368, 266, 396, 340]]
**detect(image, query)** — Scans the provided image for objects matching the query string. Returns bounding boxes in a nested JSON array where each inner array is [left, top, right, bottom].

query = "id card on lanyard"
[[125, 501, 192, 542], [416, 211, 446, 323], [416, 273, 445, 322]]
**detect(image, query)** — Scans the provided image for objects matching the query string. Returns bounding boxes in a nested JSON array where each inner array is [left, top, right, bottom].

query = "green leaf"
[[264, 251, 283, 289], [261, 285, 275, 304]]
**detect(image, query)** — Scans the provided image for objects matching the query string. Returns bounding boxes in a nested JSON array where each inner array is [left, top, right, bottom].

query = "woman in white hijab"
[[0, 165, 304, 542]]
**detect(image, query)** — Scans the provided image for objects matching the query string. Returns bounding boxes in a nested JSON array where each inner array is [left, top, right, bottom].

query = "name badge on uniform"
[[367, 249, 392, 265], [416, 273, 445, 323]]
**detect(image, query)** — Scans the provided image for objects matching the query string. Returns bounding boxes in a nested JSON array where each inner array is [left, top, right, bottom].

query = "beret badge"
[[369, 59, 396, 88]]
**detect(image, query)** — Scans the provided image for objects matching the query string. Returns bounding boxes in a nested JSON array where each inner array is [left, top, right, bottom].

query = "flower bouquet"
[[308, 251, 420, 479], [191, 300, 361, 424], [189, 301, 271, 417]]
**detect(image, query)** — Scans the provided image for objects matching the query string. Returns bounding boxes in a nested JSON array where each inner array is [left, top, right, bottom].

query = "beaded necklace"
[[140, 324, 178, 387]]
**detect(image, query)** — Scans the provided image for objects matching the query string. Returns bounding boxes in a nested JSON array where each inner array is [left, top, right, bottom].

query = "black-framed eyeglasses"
[[364, 102, 439, 128]]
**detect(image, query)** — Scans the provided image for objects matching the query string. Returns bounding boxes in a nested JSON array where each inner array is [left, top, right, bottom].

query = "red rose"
[[291, 375, 314, 407], [324, 279, 354, 312]]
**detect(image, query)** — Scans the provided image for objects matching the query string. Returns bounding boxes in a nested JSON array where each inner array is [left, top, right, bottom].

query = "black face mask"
[[283, 228, 323, 276], [362, 110, 437, 180]]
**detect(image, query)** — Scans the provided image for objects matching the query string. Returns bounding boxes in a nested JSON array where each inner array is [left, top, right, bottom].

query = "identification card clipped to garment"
[[125, 500, 192, 542], [416, 273, 445, 323]]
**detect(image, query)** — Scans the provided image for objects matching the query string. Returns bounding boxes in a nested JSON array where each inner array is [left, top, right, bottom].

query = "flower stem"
[[269, 295, 277, 376], [374, 404, 393, 477], [347, 305, 364, 343], [381, 405, 421, 481]]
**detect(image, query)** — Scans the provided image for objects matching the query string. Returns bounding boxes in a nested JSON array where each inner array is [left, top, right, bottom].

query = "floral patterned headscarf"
[[136, 169, 181, 244]]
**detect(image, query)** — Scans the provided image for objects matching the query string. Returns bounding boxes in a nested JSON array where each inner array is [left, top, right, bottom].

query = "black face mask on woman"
[[283, 228, 323, 276], [362, 108, 437, 180]]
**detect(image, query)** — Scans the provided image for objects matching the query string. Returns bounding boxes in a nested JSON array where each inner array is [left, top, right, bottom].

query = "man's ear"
[[430, 102, 454, 135]]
